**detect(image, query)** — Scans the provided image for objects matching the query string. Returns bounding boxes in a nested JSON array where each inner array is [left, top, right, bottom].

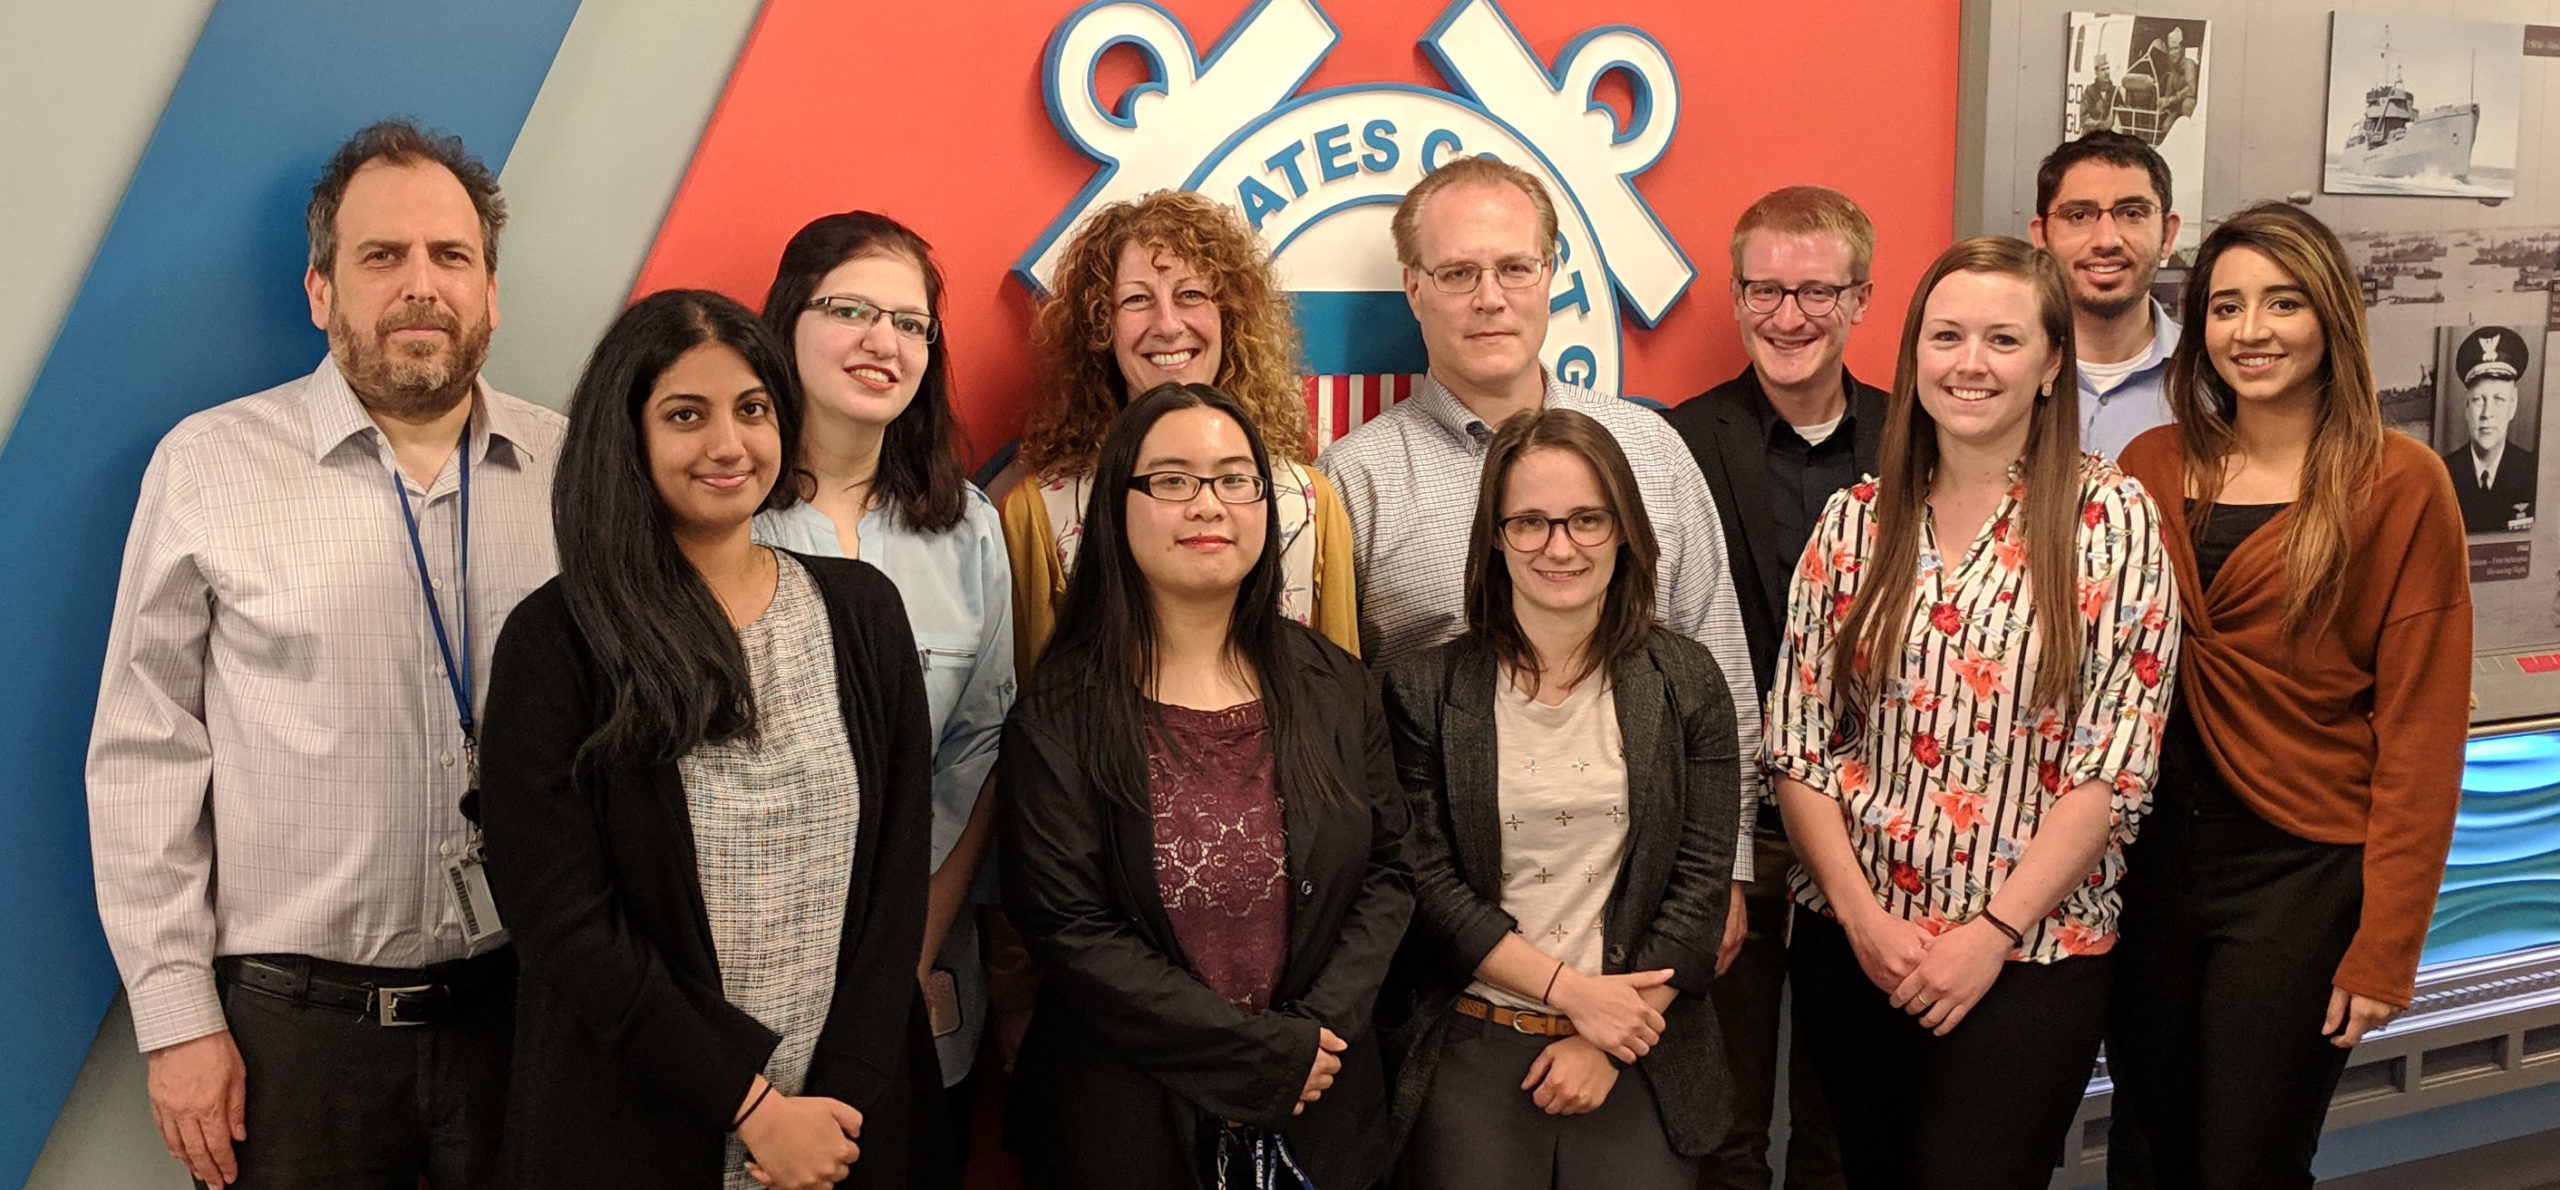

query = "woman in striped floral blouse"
[[1765, 236, 2180, 1190]]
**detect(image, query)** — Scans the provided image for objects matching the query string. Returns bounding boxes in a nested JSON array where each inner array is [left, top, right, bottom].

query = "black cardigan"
[[479, 555, 951, 1189], [996, 624, 1414, 1190], [1378, 629, 1742, 1159]]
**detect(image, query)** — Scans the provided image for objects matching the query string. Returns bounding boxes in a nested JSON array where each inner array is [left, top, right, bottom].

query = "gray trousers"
[[1403, 1012, 1696, 1190]]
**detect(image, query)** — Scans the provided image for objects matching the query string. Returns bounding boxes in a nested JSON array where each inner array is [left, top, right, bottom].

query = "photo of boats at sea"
[[2348, 226, 2555, 431], [2324, 12, 2523, 198], [2345, 224, 2560, 648]]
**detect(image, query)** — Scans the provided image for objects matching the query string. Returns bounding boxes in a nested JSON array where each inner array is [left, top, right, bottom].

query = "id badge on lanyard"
[[394, 424, 504, 945]]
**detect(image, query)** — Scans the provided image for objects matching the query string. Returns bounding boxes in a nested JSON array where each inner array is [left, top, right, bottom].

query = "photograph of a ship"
[[2325, 12, 2522, 198]]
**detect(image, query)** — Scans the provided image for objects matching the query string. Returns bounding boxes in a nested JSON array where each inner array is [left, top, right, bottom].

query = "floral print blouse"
[[1766, 455, 2179, 963]]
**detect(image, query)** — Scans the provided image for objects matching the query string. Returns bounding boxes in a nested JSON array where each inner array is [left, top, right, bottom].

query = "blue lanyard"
[[392, 423, 474, 755]]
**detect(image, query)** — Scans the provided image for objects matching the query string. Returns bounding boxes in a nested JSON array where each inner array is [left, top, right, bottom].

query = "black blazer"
[[1663, 367, 1887, 693], [1379, 629, 1742, 1159], [479, 556, 951, 1189], [2444, 443, 2537, 533], [997, 624, 1413, 1190]]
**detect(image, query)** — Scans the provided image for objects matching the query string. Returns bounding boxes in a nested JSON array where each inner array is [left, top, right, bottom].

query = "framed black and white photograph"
[[2324, 13, 2522, 199], [2435, 324, 2543, 537], [2064, 11, 2207, 261]]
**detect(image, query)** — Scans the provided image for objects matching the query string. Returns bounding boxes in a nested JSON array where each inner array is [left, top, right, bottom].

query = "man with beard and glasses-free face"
[[1662, 185, 1882, 1190], [88, 119, 563, 1190], [2028, 131, 2183, 459], [1318, 153, 1763, 962]]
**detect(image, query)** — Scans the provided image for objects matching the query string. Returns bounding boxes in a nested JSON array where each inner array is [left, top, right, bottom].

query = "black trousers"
[[1790, 909, 2107, 1190], [947, 1073, 978, 1170], [2104, 738, 2364, 1190], [210, 951, 513, 1190], [1403, 1011, 1696, 1190], [1699, 825, 1844, 1190]]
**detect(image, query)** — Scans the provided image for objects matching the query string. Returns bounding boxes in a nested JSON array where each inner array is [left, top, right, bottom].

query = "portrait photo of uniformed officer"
[[2436, 324, 2542, 534]]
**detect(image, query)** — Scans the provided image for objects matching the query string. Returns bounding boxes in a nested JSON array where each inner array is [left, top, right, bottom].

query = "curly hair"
[[1021, 190, 1312, 476]]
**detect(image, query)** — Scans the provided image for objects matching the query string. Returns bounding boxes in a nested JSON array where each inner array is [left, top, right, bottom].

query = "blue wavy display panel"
[[2427, 731, 2560, 965]]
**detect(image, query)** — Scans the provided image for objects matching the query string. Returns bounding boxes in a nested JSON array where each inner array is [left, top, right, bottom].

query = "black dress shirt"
[[1663, 366, 1889, 695]]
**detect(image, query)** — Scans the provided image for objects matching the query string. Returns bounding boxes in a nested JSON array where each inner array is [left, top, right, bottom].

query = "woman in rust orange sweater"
[[2108, 203, 2472, 1190]]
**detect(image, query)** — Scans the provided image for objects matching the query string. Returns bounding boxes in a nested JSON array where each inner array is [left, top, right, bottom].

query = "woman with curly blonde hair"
[[1001, 189, 1360, 673]]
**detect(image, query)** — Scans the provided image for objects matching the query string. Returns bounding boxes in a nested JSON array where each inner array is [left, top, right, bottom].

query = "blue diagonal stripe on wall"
[[0, 2, 579, 1183]]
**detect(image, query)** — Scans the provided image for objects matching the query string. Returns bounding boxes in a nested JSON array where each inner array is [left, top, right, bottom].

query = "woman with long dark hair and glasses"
[[2106, 204, 2470, 1189], [480, 290, 951, 1190], [997, 382, 1411, 1189], [1380, 407, 1743, 1189], [753, 211, 1011, 1155], [1766, 237, 2177, 1189]]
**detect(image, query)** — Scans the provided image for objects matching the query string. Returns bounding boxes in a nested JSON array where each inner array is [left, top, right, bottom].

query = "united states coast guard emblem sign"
[[1014, 0, 1695, 442]]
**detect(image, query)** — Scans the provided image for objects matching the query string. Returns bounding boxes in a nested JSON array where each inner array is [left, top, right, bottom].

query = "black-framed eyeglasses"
[[1500, 509, 1617, 552], [804, 295, 940, 344], [1127, 471, 1269, 504], [1737, 278, 1860, 317], [2044, 200, 2158, 232], [1422, 256, 1551, 294]]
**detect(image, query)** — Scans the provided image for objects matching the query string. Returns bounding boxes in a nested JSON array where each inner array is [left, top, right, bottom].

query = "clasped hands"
[[736, 1076, 864, 1190], [1848, 908, 2012, 1037], [1519, 965, 1678, 1116]]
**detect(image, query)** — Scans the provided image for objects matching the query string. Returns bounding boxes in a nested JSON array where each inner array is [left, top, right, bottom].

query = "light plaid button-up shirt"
[[88, 356, 564, 1051], [1318, 371, 1762, 881]]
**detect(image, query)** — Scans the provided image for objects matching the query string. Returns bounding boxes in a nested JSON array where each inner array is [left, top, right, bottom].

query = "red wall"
[[635, 0, 1961, 465]]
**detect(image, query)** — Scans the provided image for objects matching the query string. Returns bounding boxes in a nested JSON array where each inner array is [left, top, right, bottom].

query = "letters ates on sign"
[[1016, 0, 1696, 397]]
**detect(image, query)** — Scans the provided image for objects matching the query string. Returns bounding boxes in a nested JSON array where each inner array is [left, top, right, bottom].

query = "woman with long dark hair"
[[1766, 237, 2178, 1189], [480, 289, 950, 1189], [1379, 408, 1743, 1189], [997, 383, 1411, 1188], [2107, 204, 2470, 1189], [753, 211, 1011, 1149]]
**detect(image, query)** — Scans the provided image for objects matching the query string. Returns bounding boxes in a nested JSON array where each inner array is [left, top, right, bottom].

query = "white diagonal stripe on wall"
[[482, 0, 765, 411], [0, 0, 218, 452]]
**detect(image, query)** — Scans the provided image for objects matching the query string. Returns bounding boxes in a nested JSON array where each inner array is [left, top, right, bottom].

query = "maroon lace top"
[[1146, 700, 1290, 1012]]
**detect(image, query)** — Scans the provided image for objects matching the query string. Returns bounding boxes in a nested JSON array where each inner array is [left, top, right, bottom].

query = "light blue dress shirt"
[[754, 483, 1014, 1086], [2078, 297, 2183, 461]]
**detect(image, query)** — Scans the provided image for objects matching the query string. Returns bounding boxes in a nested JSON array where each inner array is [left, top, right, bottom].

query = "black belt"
[[215, 951, 510, 1027]]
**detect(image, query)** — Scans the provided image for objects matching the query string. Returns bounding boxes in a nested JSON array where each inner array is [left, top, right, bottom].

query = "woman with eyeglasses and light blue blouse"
[[751, 211, 1014, 1164]]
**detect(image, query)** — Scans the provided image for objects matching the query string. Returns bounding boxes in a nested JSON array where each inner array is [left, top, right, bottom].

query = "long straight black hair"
[[761, 210, 968, 532], [1040, 382, 1351, 814], [554, 288, 803, 768]]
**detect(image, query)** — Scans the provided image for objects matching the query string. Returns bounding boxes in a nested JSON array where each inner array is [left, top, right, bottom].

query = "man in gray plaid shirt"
[[87, 119, 563, 1190]]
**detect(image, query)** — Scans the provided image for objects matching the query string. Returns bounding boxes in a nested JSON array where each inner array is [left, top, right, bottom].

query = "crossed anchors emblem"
[[1013, 0, 1694, 347]]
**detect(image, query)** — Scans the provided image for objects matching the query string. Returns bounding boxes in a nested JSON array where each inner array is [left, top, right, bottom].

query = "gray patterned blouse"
[[678, 554, 861, 1189]]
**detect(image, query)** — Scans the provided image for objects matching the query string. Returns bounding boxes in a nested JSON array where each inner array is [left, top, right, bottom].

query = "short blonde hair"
[[1390, 156, 1559, 268], [1728, 185, 1875, 282]]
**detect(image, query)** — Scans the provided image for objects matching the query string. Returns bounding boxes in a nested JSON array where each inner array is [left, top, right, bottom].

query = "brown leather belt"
[[1453, 993, 1576, 1037]]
